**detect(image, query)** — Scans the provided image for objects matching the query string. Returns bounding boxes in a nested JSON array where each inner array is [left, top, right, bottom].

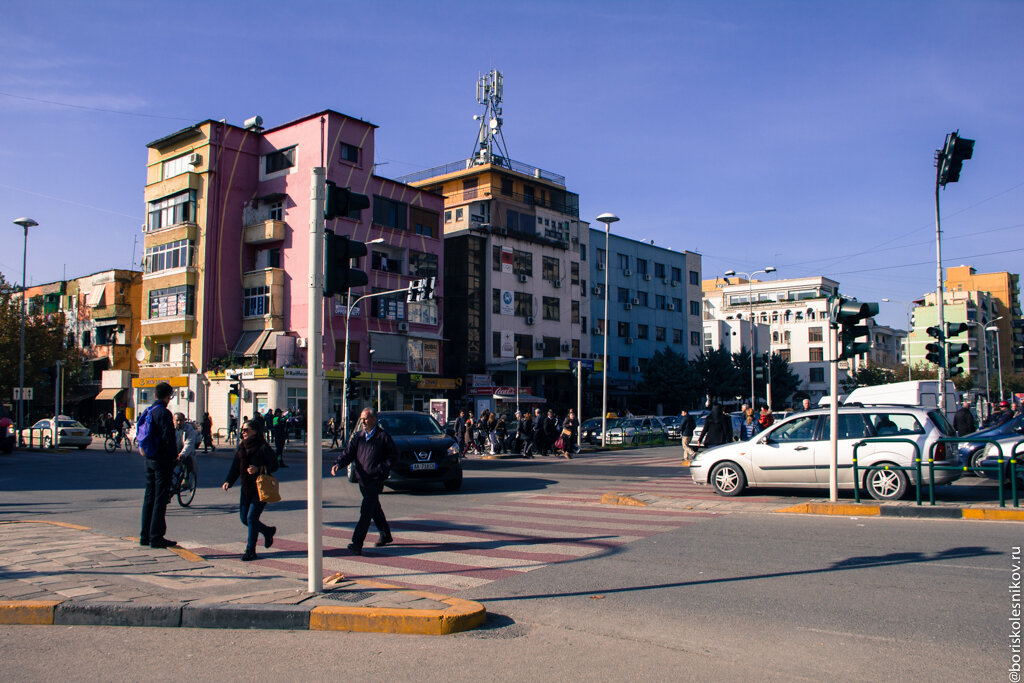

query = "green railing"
[[852, 438, 923, 504]]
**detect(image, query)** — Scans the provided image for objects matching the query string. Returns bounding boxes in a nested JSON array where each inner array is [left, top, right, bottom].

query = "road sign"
[[13, 387, 33, 400], [571, 358, 595, 371]]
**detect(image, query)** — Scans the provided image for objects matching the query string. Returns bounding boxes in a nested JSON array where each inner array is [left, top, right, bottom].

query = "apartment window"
[[491, 332, 502, 358], [506, 209, 534, 234], [673, 329, 683, 344], [543, 256, 560, 282], [779, 349, 791, 362], [543, 296, 560, 321], [254, 247, 280, 269], [595, 318, 605, 335], [580, 243, 586, 261], [147, 190, 196, 231], [571, 300, 580, 324], [144, 239, 194, 273], [444, 210, 452, 223], [161, 154, 190, 180], [340, 143, 359, 164], [616, 356, 629, 372], [652, 294, 665, 310], [515, 333, 533, 358], [636, 291, 648, 307], [617, 287, 630, 304], [523, 185, 535, 204], [409, 251, 438, 278], [265, 147, 296, 174], [501, 177, 513, 196], [689, 300, 700, 316], [637, 324, 649, 340], [572, 339, 580, 357], [809, 347, 824, 362], [689, 270, 699, 285], [492, 245, 501, 272], [636, 258, 648, 275], [596, 248, 606, 268], [407, 300, 437, 325], [808, 326, 824, 343], [507, 249, 529, 276], [267, 201, 283, 221], [809, 367, 825, 383], [674, 298, 683, 312], [654, 262, 666, 278], [672, 267, 682, 282], [372, 291, 405, 320], [618, 253, 630, 270], [690, 331, 701, 346], [618, 322, 630, 338], [411, 207, 438, 238], [655, 326, 666, 342], [149, 285, 193, 319], [372, 251, 401, 274], [514, 292, 533, 317], [492, 288, 501, 314], [462, 178, 478, 200], [373, 196, 408, 230], [243, 286, 270, 317], [543, 336, 559, 357], [570, 262, 580, 285]]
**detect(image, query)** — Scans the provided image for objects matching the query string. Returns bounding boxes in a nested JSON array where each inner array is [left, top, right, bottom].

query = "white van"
[[844, 380, 957, 416]]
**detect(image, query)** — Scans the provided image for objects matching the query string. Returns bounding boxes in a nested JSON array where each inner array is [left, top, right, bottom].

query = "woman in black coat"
[[699, 404, 733, 448], [221, 419, 278, 561]]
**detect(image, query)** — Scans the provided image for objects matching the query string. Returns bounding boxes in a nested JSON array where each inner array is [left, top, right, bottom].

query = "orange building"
[[945, 265, 1023, 372]]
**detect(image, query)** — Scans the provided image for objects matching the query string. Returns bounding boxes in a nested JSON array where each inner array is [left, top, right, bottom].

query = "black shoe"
[[265, 526, 276, 549], [347, 543, 362, 556], [139, 538, 150, 547], [374, 535, 393, 547], [150, 538, 177, 548], [241, 550, 258, 561]]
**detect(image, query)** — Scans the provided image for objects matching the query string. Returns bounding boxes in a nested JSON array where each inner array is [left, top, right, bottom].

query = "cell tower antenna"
[[470, 69, 510, 168]]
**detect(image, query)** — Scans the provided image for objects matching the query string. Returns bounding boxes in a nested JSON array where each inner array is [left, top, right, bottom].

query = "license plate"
[[411, 462, 437, 471]]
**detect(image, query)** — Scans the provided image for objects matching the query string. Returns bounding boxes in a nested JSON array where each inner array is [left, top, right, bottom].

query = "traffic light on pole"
[[938, 131, 975, 187], [945, 322, 969, 337], [229, 382, 241, 396], [346, 384, 359, 401], [324, 181, 370, 220], [835, 298, 879, 360], [946, 343, 970, 377], [924, 326, 945, 367], [406, 277, 438, 303], [324, 233, 369, 296]]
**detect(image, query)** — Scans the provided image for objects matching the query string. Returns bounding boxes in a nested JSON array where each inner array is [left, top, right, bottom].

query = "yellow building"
[[945, 265, 1023, 372]]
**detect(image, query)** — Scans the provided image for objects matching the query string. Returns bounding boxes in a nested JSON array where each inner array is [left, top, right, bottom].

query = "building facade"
[[908, 289, 999, 382], [944, 265, 1023, 372]]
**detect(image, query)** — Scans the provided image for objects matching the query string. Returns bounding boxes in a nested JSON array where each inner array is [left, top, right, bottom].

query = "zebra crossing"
[[185, 485, 719, 594]]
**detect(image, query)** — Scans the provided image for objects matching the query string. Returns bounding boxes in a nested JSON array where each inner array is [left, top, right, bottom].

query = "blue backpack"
[[136, 406, 157, 458]]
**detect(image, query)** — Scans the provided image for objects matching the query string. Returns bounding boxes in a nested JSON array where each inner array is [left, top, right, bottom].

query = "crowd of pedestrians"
[[451, 407, 580, 459]]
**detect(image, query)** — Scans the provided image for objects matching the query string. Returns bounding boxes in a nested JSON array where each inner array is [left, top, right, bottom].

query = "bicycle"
[[168, 455, 197, 507], [104, 431, 133, 454]]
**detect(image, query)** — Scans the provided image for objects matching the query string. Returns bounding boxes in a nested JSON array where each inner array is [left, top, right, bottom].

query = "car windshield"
[[620, 419, 642, 428], [379, 414, 443, 436], [661, 416, 682, 426], [927, 410, 955, 437], [57, 420, 83, 428], [581, 418, 601, 430]]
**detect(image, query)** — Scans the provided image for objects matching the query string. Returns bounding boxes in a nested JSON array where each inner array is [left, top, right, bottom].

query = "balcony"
[[144, 171, 201, 203], [91, 304, 132, 320], [145, 222, 198, 245], [141, 316, 195, 337], [243, 219, 286, 245]]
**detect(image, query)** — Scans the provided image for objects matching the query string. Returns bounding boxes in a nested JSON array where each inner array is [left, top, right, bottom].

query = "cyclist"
[[173, 413, 200, 480], [113, 408, 131, 446]]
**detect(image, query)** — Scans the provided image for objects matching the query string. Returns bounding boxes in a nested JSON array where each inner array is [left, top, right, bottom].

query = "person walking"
[[679, 408, 696, 463], [698, 404, 733, 449], [740, 408, 761, 440], [545, 409, 560, 456], [221, 419, 278, 561], [561, 408, 579, 458], [463, 412, 476, 455], [758, 405, 774, 430], [453, 410, 466, 455], [201, 413, 214, 452], [137, 381, 178, 549], [531, 408, 547, 456], [519, 410, 535, 458], [330, 408, 397, 555], [487, 411, 499, 454], [495, 414, 508, 454], [953, 400, 977, 437], [273, 409, 288, 468]]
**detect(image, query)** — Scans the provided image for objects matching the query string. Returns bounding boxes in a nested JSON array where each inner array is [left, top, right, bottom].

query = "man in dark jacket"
[[984, 401, 1013, 429], [679, 409, 696, 461], [330, 408, 398, 555], [273, 409, 288, 468], [139, 382, 179, 548], [519, 410, 534, 457], [953, 401, 976, 437], [453, 410, 466, 455], [532, 407, 548, 456]]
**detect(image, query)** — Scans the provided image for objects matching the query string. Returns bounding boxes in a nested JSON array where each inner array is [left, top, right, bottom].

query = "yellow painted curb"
[[601, 493, 648, 507], [963, 508, 1024, 522], [776, 502, 881, 516], [168, 546, 205, 563], [309, 597, 486, 635], [0, 600, 62, 625], [0, 520, 91, 530]]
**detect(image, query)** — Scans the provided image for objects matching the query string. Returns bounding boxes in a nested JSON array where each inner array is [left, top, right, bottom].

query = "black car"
[[347, 411, 463, 491], [957, 413, 1024, 472]]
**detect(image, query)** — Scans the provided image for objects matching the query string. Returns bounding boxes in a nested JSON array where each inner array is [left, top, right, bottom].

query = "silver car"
[[19, 417, 93, 449], [689, 406, 959, 501]]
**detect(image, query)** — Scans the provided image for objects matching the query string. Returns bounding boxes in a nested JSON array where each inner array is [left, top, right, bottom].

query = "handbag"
[[554, 436, 565, 451], [256, 466, 282, 503]]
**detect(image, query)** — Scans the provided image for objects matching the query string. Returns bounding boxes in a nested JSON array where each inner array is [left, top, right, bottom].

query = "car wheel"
[[78, 444, 88, 450], [865, 463, 908, 501], [443, 470, 463, 491], [347, 462, 357, 483], [709, 461, 746, 497], [969, 450, 987, 476], [42, 435, 52, 449]]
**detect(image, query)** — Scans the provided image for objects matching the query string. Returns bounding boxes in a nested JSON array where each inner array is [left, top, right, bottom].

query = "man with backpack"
[[137, 382, 179, 548]]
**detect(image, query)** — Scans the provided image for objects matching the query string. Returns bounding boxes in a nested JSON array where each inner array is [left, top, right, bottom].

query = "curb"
[[777, 501, 1024, 521]]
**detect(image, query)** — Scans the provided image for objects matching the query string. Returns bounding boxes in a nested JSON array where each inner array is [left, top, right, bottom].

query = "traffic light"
[[406, 277, 437, 303], [924, 326, 945, 367], [229, 382, 241, 396], [324, 233, 369, 296], [938, 132, 975, 187], [945, 322, 969, 338], [834, 297, 879, 360], [346, 384, 359, 401], [324, 181, 370, 220], [946, 342, 970, 377]]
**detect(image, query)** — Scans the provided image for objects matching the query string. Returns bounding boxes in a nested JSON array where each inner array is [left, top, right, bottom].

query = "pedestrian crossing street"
[[185, 481, 721, 594]]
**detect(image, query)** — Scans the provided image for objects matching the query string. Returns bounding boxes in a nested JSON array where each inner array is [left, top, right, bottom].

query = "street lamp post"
[[515, 355, 524, 416], [596, 213, 619, 448], [340, 237, 385, 442], [882, 298, 914, 381], [12, 218, 37, 444], [724, 266, 776, 409], [368, 348, 376, 412], [987, 323, 1004, 402]]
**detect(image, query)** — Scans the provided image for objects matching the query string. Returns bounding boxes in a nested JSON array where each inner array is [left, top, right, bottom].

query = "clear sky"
[[2, 0, 1021, 329]]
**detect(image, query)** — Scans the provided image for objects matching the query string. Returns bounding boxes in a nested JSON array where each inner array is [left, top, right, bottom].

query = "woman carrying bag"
[[221, 419, 278, 561]]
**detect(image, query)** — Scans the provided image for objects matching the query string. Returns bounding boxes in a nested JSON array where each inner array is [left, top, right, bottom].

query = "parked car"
[[581, 417, 622, 445], [606, 416, 668, 446], [692, 412, 744, 449], [689, 405, 960, 501], [957, 413, 1024, 473], [347, 411, 462, 491], [661, 415, 682, 440], [19, 416, 93, 449], [973, 430, 1024, 483]]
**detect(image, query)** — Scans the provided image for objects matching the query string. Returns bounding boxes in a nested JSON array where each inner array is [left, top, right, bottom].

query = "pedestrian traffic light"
[[834, 297, 879, 360], [229, 382, 241, 396], [945, 322, 969, 337], [924, 325, 945, 367], [346, 384, 359, 401], [324, 233, 369, 296], [938, 131, 975, 187], [324, 181, 370, 220], [946, 342, 970, 377], [406, 277, 437, 303]]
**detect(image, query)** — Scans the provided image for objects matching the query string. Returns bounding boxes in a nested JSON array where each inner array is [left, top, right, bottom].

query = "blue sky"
[[1, 0, 1021, 329]]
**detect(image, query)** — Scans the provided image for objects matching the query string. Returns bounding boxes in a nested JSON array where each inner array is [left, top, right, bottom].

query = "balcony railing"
[[395, 157, 566, 187]]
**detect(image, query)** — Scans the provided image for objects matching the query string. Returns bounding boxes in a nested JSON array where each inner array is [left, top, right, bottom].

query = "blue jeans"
[[239, 493, 272, 553]]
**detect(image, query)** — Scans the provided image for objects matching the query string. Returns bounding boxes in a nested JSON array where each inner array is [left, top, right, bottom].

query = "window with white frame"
[[149, 285, 193, 318], [144, 239, 194, 274], [161, 154, 191, 180], [243, 286, 270, 317], [147, 190, 196, 232], [264, 147, 296, 175]]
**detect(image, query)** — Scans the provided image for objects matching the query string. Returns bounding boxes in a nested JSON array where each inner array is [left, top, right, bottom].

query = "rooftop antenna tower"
[[471, 69, 510, 168]]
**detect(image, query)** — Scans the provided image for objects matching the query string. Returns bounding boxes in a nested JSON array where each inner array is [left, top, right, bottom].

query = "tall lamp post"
[[596, 213, 619, 447], [724, 267, 776, 409], [882, 298, 914, 380], [340, 237, 385, 441], [515, 354, 524, 416], [12, 218, 37, 444], [987, 323, 1004, 402], [368, 348, 376, 412]]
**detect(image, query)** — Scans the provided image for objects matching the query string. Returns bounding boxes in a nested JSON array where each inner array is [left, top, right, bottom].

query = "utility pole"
[[307, 167, 325, 593]]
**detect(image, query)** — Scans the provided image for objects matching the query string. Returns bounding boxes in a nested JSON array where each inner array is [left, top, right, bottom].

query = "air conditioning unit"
[[632, 365, 641, 373], [535, 341, 545, 350], [643, 274, 652, 281], [623, 269, 632, 277], [592, 286, 602, 295], [177, 388, 193, 401], [296, 337, 308, 348], [663, 278, 670, 285], [666, 304, 676, 311], [591, 327, 602, 335], [560, 343, 570, 352], [525, 316, 534, 325], [624, 303, 632, 310], [552, 280, 561, 288], [188, 152, 202, 166], [518, 274, 529, 283], [625, 337, 634, 345], [596, 262, 605, 271], [670, 280, 679, 287], [631, 298, 640, 305], [398, 322, 409, 332]]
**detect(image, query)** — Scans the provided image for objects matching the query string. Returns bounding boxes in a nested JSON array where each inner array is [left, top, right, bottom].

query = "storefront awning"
[[263, 332, 284, 351], [493, 394, 546, 403], [232, 330, 270, 357], [95, 387, 124, 401], [87, 284, 106, 307]]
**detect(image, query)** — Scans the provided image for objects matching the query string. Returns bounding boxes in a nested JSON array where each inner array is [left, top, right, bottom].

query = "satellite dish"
[[135, 348, 146, 362]]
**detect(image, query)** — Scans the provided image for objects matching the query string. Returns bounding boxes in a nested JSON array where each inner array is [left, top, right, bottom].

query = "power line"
[[0, 90, 195, 122], [828, 246, 1024, 276], [0, 182, 141, 220]]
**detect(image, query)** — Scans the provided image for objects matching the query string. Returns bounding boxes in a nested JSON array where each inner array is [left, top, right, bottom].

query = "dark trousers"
[[239, 493, 272, 553], [352, 481, 390, 548], [140, 459, 173, 543]]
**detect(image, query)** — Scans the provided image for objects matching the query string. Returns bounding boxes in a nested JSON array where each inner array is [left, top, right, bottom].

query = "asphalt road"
[[1, 445, 1018, 680]]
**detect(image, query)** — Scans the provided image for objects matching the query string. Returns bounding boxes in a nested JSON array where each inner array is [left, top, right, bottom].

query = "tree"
[[638, 347, 702, 411], [767, 353, 801, 408], [693, 347, 743, 404], [841, 362, 897, 393]]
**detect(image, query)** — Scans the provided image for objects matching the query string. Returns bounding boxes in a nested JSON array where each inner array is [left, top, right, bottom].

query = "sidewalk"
[[0, 521, 484, 634]]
